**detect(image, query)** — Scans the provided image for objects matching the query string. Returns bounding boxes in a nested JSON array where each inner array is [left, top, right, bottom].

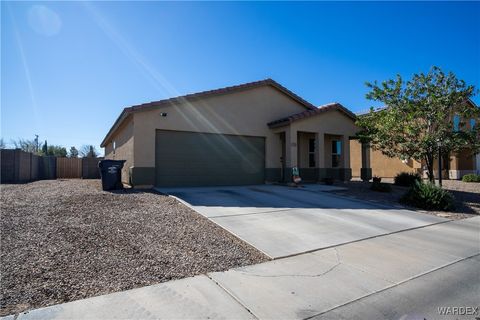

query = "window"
[[308, 138, 315, 167], [471, 119, 476, 130], [113, 141, 116, 154], [453, 115, 460, 131], [332, 140, 342, 168]]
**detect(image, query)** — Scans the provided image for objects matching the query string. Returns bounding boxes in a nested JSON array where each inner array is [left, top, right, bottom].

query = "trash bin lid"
[[99, 159, 126, 168]]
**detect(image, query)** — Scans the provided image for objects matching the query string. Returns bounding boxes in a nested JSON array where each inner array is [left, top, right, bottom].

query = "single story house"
[[101, 79, 362, 187]]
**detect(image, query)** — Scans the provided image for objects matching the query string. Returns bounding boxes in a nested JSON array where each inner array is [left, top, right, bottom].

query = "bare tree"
[[11, 139, 39, 153], [80, 145, 98, 158]]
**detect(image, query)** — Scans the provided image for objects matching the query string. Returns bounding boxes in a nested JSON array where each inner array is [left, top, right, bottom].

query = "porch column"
[[342, 136, 350, 168], [315, 132, 325, 181], [449, 153, 460, 180], [360, 142, 372, 181], [315, 132, 325, 168], [342, 135, 352, 181], [285, 127, 298, 172]]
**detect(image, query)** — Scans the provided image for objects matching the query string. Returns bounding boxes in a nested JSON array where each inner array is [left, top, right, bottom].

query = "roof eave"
[[267, 103, 356, 128], [100, 79, 317, 147], [100, 109, 131, 148], [267, 120, 290, 128]]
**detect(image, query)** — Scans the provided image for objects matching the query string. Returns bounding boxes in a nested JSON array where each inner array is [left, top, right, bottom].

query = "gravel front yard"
[[0, 180, 268, 316], [332, 179, 480, 220]]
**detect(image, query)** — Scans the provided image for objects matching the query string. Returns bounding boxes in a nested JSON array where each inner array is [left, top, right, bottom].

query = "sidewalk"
[[7, 217, 480, 320]]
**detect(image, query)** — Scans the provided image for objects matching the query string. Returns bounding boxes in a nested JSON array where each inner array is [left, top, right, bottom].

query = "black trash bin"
[[98, 160, 126, 191]]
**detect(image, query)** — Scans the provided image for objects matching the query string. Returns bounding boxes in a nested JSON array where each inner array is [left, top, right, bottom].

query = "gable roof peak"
[[101, 78, 315, 147], [124, 78, 315, 112], [267, 102, 356, 128]]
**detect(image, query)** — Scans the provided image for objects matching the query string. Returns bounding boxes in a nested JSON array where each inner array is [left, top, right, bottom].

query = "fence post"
[[30, 152, 33, 182], [12, 149, 16, 183], [14, 149, 20, 183]]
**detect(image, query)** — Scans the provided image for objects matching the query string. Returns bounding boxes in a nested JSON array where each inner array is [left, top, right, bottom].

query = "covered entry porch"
[[267, 103, 362, 183], [276, 130, 352, 182]]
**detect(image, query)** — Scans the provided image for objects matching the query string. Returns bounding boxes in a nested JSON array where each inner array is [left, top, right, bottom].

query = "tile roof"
[[267, 102, 357, 128], [101, 79, 315, 147], [125, 78, 317, 113]]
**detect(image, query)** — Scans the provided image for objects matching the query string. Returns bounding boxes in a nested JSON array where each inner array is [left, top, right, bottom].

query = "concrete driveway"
[[156, 184, 447, 258]]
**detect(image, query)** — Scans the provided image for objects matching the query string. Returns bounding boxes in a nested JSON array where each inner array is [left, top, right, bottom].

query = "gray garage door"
[[155, 130, 265, 187]]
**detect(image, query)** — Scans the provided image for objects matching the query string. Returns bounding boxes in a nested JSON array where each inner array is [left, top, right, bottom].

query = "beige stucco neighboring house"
[[350, 100, 479, 180], [101, 79, 361, 187]]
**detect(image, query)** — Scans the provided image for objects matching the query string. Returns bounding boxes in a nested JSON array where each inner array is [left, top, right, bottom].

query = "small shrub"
[[372, 176, 382, 183], [462, 174, 480, 183], [371, 181, 392, 192], [394, 172, 421, 187], [400, 181, 455, 211]]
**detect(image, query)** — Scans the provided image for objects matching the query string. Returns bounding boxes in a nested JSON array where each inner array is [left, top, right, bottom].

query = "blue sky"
[[2, 1, 479, 153]]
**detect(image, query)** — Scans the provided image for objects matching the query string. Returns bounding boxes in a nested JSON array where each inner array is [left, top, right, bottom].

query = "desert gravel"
[[0, 179, 268, 316]]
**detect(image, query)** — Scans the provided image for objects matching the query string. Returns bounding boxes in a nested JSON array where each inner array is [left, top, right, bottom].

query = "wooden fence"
[[57, 158, 82, 179], [82, 157, 103, 179], [0, 149, 103, 183], [0, 149, 52, 183]]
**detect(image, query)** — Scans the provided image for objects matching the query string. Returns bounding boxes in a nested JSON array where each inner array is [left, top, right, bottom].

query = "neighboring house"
[[350, 141, 422, 178], [350, 100, 479, 180], [101, 79, 359, 187]]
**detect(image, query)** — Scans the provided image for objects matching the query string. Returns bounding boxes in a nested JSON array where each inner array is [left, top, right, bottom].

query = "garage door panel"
[[157, 174, 263, 187], [159, 163, 256, 174], [155, 130, 265, 187], [158, 156, 264, 167], [159, 153, 257, 162]]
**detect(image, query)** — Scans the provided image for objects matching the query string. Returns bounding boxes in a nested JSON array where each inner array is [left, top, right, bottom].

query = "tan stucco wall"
[[132, 86, 310, 169], [371, 150, 420, 178], [105, 143, 113, 156], [104, 115, 134, 183], [350, 140, 420, 178]]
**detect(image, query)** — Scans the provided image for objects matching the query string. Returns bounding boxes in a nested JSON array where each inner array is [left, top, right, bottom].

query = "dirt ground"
[[0, 179, 268, 316], [333, 178, 480, 220]]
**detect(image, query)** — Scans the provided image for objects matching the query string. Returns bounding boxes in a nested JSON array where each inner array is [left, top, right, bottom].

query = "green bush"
[[371, 181, 392, 192], [462, 174, 480, 183], [400, 181, 455, 211], [394, 172, 422, 187]]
